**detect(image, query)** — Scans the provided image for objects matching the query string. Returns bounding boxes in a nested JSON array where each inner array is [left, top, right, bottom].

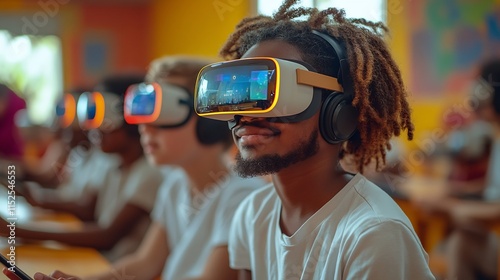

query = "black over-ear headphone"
[[312, 30, 358, 144], [196, 115, 231, 145]]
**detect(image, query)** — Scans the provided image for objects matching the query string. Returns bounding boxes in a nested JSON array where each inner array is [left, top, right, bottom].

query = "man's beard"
[[234, 129, 319, 177]]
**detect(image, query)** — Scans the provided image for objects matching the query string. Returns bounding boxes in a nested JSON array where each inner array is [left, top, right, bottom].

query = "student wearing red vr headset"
[[192, 0, 434, 279], [8, 57, 266, 280]]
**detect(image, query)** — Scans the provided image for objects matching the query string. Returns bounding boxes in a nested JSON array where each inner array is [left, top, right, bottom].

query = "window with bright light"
[[0, 30, 62, 126], [257, 0, 386, 23]]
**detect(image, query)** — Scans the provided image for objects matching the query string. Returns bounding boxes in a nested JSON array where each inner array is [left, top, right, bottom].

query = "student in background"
[[18, 92, 120, 221], [415, 58, 500, 280], [0, 84, 26, 161], [0, 84, 73, 187], [443, 115, 493, 199], [21, 91, 101, 189], [0, 83, 26, 163], [5, 56, 266, 280], [0, 74, 164, 262], [0, 88, 99, 190]]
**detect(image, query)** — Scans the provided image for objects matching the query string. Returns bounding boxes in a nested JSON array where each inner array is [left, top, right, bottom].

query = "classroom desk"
[[0, 243, 111, 278], [392, 199, 450, 252], [0, 190, 110, 279], [394, 176, 500, 279]]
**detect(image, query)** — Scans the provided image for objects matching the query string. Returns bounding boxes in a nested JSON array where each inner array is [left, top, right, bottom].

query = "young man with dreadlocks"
[[201, 0, 435, 279]]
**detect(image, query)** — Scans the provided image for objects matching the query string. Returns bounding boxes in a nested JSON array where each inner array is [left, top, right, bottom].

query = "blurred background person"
[[18, 91, 93, 189], [0, 83, 26, 161], [413, 58, 500, 280], [0, 74, 165, 262], [0, 85, 85, 189], [18, 91, 121, 218], [442, 112, 494, 199], [18, 55, 268, 280]]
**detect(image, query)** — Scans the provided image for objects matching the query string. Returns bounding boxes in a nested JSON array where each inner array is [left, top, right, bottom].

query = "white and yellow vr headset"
[[194, 57, 343, 123], [124, 82, 192, 127], [194, 30, 358, 144], [76, 91, 124, 131]]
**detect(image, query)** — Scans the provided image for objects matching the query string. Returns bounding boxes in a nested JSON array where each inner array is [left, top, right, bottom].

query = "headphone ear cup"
[[320, 93, 358, 144], [196, 117, 231, 145]]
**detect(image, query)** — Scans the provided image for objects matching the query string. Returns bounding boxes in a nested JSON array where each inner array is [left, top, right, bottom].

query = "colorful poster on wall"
[[409, 0, 500, 96]]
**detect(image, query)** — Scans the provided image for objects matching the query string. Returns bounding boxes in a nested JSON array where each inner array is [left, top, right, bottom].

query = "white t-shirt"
[[152, 168, 266, 280], [96, 156, 164, 261], [229, 174, 435, 280], [58, 147, 119, 200]]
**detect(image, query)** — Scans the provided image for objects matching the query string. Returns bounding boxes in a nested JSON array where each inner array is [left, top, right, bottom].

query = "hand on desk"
[[10, 181, 43, 208], [3, 267, 80, 280]]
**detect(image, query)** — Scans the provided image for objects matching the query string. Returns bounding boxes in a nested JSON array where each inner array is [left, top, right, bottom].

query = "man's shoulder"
[[339, 174, 415, 232]]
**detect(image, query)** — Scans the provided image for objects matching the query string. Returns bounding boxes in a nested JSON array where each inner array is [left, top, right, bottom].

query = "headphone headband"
[[311, 30, 354, 98], [312, 30, 358, 144]]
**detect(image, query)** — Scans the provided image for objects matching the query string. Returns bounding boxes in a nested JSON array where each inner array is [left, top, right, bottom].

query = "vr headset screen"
[[87, 101, 97, 119], [196, 61, 277, 113], [55, 94, 76, 128], [195, 57, 344, 121], [77, 95, 97, 120], [77, 92, 109, 130], [127, 83, 157, 116], [124, 82, 193, 126]]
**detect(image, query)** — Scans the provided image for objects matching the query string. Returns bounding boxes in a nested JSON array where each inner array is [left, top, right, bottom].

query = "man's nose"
[[229, 115, 267, 129], [238, 115, 267, 123]]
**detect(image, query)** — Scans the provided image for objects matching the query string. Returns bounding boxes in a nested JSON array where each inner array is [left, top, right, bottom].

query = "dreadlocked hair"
[[219, 0, 414, 172]]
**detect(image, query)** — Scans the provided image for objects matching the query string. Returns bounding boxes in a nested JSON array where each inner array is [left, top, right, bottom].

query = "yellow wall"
[[387, 0, 499, 151], [0, 0, 24, 10], [387, 0, 447, 149], [150, 0, 251, 60]]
